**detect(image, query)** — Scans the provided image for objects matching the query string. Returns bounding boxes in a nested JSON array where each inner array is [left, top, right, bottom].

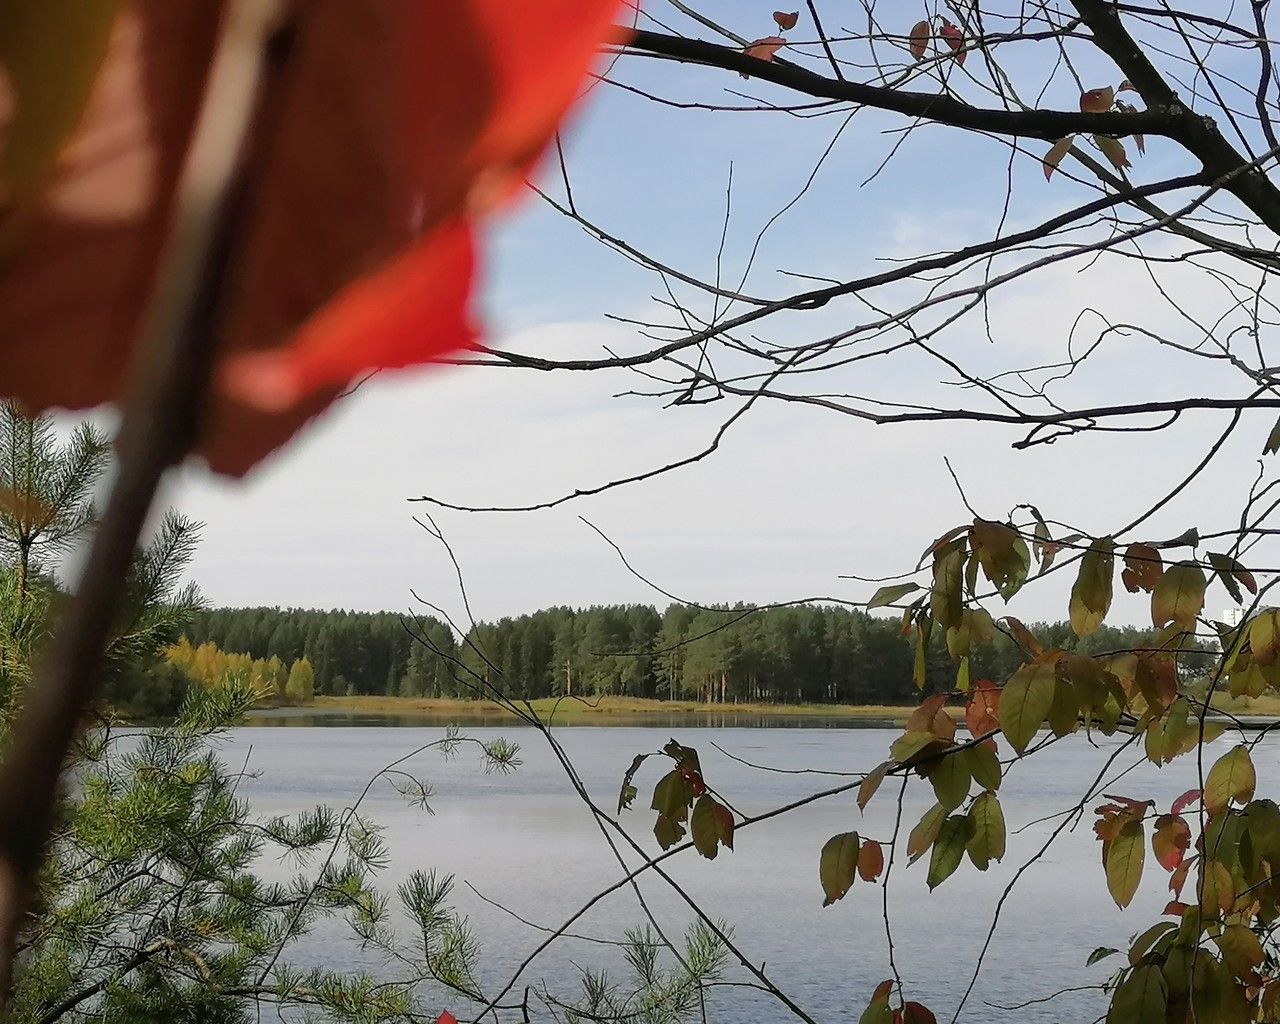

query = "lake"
[[219, 717, 1249, 1022]]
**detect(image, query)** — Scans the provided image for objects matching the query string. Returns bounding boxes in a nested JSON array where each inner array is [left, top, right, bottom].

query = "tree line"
[[184, 604, 1214, 706]]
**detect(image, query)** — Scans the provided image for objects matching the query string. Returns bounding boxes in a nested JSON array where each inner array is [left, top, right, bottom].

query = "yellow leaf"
[[1105, 819, 1145, 908], [1204, 744, 1255, 813], [0, 1, 122, 254]]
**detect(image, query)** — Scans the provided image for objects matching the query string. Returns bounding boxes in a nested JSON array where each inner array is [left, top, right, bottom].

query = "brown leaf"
[[908, 20, 930, 60], [1079, 86, 1115, 112], [772, 11, 799, 31], [1122, 543, 1163, 593], [1043, 136, 1074, 181]]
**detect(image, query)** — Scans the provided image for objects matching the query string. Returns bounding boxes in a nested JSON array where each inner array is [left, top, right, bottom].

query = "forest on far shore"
[[180, 604, 1217, 708]]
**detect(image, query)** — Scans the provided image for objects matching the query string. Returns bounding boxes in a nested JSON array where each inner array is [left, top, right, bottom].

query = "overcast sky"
[[158, 4, 1274, 628]]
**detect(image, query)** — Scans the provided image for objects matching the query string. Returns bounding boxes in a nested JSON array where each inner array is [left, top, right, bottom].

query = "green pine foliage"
[[187, 604, 1213, 706]]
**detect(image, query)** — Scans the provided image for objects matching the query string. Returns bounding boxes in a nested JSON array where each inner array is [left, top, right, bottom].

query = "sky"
[[151, 3, 1277, 628]]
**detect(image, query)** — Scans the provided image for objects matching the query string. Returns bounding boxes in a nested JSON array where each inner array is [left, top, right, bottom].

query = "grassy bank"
[[304, 694, 919, 722]]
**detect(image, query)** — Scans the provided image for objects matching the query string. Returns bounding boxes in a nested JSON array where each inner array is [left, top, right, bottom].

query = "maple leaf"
[[0, 0, 625, 475]]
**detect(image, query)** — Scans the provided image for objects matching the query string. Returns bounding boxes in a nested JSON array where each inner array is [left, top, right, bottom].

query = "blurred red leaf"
[[436, 1014, 458, 1024], [0, 0, 624, 475], [773, 11, 799, 31], [1171, 788, 1200, 815]]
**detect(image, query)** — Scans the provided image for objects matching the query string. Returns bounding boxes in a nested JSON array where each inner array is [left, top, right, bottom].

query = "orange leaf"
[[773, 11, 799, 31], [965, 680, 1001, 737], [1042, 136, 1074, 181], [858, 839, 885, 881], [1079, 86, 1115, 113], [908, 20, 930, 60], [743, 36, 786, 62], [0, 0, 625, 475]]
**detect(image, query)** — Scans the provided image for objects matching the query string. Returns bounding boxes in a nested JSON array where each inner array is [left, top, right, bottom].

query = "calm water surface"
[[218, 720, 1258, 1022]]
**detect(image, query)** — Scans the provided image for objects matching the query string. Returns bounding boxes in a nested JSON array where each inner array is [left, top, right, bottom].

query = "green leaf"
[[965, 742, 1001, 791], [819, 832, 860, 906], [890, 730, 945, 767], [930, 542, 965, 629], [867, 582, 920, 610], [1087, 946, 1120, 966], [1047, 677, 1079, 737], [971, 519, 1031, 601], [1129, 921, 1176, 966], [654, 814, 685, 850], [1070, 537, 1116, 637], [999, 662, 1056, 754], [1105, 819, 1145, 908], [1207, 552, 1244, 605], [928, 751, 971, 811], [858, 980, 894, 1024], [1205, 744, 1256, 814], [966, 791, 1006, 870], [651, 769, 692, 821], [690, 795, 733, 860], [927, 814, 972, 889], [1265, 414, 1280, 455], [907, 803, 946, 862], [1151, 561, 1206, 630], [1107, 965, 1167, 1024]]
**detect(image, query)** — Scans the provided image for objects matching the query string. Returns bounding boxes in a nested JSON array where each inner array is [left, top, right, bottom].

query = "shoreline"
[[240, 694, 1280, 731], [251, 694, 924, 723]]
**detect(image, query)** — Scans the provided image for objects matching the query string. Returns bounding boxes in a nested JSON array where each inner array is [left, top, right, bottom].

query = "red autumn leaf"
[[436, 1014, 458, 1024], [1079, 86, 1116, 113], [857, 839, 885, 881], [681, 767, 707, 797], [743, 36, 786, 63], [938, 20, 965, 65], [1152, 814, 1191, 871], [901, 1003, 938, 1024], [773, 11, 799, 31], [908, 20, 930, 60], [1163, 900, 1190, 916], [1171, 789, 1201, 815], [0, 0, 625, 476]]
